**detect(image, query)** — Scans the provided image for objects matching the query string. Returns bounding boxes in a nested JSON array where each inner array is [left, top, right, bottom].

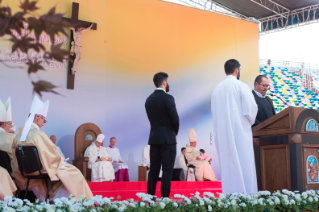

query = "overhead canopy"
[[212, 0, 319, 19]]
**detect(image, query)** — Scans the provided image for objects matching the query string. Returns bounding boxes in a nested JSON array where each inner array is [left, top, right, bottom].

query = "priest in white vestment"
[[139, 144, 162, 178], [84, 134, 115, 182], [211, 59, 258, 195], [175, 147, 195, 181], [13, 95, 93, 201], [106, 137, 129, 181], [0, 167, 16, 200], [185, 128, 217, 181], [50, 135, 65, 159]]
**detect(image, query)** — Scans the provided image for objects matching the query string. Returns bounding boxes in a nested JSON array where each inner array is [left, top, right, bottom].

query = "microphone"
[[269, 93, 290, 107]]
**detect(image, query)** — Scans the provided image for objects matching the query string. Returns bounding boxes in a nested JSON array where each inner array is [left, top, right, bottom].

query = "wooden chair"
[[72, 123, 102, 182]]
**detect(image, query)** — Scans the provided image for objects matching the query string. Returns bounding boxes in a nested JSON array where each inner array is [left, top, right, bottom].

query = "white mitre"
[[188, 128, 197, 143], [20, 95, 49, 141], [0, 97, 12, 122]]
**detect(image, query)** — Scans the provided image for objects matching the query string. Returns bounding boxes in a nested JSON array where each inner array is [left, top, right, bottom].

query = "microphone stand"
[[269, 93, 290, 107]]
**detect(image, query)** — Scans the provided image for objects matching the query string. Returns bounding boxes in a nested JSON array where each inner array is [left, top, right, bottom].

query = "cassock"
[[211, 75, 258, 195], [0, 129, 15, 174], [13, 125, 93, 200], [84, 143, 115, 182], [0, 166, 16, 200], [174, 154, 195, 181], [106, 146, 130, 181], [185, 144, 217, 181]]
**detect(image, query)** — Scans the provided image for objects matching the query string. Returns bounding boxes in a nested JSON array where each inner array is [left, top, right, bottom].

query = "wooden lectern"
[[253, 107, 319, 193]]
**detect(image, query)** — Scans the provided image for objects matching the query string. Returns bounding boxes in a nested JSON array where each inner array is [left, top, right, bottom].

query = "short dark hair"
[[199, 149, 205, 153], [224, 59, 240, 75], [153, 72, 168, 88], [254, 75, 268, 85], [181, 147, 186, 152], [110, 137, 116, 141]]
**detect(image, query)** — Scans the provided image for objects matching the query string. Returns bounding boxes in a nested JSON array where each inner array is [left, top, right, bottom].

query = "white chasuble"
[[0, 166, 16, 199], [185, 144, 217, 181], [106, 146, 129, 173], [84, 143, 115, 182], [175, 154, 195, 181], [211, 75, 258, 195]]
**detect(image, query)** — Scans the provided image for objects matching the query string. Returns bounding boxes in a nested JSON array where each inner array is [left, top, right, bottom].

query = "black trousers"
[[147, 144, 176, 197]]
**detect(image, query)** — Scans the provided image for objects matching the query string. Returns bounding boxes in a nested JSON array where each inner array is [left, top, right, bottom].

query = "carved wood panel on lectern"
[[302, 145, 319, 191], [260, 144, 291, 191]]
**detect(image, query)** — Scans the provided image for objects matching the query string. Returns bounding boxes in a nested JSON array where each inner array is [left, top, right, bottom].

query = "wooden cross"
[[62, 2, 97, 90]]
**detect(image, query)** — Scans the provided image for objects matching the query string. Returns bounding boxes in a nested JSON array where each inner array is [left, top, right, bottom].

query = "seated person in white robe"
[[139, 144, 162, 178], [50, 135, 65, 159], [106, 137, 129, 181], [185, 128, 217, 181], [175, 147, 195, 181], [84, 134, 115, 182], [0, 167, 17, 200]]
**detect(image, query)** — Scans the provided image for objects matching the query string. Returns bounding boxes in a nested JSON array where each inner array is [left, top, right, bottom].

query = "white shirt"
[[253, 90, 266, 98], [156, 88, 166, 93]]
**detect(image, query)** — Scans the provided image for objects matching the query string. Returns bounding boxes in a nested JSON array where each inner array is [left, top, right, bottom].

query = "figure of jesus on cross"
[[70, 23, 93, 75]]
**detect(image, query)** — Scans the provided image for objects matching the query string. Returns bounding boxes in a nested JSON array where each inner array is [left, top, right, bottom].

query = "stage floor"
[[88, 181, 222, 200]]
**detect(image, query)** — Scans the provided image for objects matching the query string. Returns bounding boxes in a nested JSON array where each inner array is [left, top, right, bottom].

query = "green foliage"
[[0, 0, 72, 96]]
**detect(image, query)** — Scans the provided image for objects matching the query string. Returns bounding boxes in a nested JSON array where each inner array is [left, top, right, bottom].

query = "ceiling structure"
[[173, 0, 319, 35]]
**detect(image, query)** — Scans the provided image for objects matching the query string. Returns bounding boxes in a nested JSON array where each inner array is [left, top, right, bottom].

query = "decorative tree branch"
[[0, 0, 73, 96]]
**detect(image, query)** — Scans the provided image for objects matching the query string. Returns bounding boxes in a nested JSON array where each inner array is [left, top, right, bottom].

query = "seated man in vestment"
[[0, 166, 17, 200], [84, 134, 115, 182], [0, 97, 15, 174], [139, 144, 162, 178], [12, 95, 93, 201], [175, 147, 195, 181], [50, 135, 65, 159], [185, 128, 217, 181], [106, 137, 129, 181]]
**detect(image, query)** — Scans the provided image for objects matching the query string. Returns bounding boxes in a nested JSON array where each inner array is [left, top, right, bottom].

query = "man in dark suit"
[[252, 75, 276, 127], [145, 72, 180, 197]]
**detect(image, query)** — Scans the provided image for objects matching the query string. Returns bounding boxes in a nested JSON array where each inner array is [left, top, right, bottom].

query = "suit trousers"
[[147, 144, 176, 197]]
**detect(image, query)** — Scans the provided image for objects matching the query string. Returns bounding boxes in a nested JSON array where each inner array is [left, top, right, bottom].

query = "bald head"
[[50, 135, 56, 144]]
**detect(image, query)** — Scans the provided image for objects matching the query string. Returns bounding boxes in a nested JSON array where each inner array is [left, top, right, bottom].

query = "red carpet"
[[88, 181, 222, 200]]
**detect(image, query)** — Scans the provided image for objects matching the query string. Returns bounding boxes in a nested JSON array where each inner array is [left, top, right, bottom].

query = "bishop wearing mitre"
[[185, 128, 217, 181], [12, 95, 93, 201], [84, 134, 115, 182], [106, 137, 130, 181], [0, 97, 17, 199], [0, 97, 15, 171]]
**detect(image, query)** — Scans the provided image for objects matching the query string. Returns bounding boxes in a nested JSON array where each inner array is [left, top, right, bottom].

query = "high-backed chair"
[[72, 123, 102, 182]]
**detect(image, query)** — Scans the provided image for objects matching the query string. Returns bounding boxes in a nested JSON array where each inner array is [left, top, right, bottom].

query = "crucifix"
[[62, 2, 97, 90]]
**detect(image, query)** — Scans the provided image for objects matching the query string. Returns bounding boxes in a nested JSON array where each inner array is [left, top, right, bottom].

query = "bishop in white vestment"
[[211, 59, 258, 195], [139, 144, 163, 178], [175, 147, 195, 181], [106, 137, 129, 181], [84, 134, 115, 182], [185, 128, 217, 181], [50, 135, 65, 159]]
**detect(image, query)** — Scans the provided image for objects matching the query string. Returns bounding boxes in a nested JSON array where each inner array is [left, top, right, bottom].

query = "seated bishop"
[[0, 166, 17, 200], [175, 147, 195, 181], [0, 97, 16, 175], [185, 128, 217, 181], [84, 134, 115, 182], [106, 137, 130, 181], [12, 95, 93, 201]]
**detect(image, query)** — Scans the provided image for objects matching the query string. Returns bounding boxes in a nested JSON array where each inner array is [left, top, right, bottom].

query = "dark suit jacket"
[[252, 90, 276, 126], [145, 89, 180, 145]]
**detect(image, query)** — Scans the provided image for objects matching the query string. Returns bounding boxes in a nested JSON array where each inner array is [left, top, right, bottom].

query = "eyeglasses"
[[37, 115, 47, 123], [258, 83, 270, 88]]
